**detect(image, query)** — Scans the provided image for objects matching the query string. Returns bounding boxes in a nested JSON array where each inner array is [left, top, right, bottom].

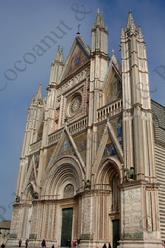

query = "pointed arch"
[[95, 156, 123, 185], [94, 157, 123, 215]]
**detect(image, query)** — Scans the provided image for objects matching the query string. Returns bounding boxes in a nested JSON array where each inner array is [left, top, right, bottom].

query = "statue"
[[84, 179, 91, 190]]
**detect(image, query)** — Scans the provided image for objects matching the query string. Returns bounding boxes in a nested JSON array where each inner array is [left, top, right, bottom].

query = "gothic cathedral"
[[9, 12, 165, 248]]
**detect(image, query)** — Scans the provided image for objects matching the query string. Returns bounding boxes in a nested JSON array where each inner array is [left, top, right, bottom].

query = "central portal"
[[61, 208, 73, 247]]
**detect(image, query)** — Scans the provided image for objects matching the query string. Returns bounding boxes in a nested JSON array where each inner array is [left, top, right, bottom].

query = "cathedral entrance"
[[111, 172, 120, 248], [112, 219, 120, 248], [61, 208, 73, 247], [111, 173, 120, 248], [97, 159, 121, 247]]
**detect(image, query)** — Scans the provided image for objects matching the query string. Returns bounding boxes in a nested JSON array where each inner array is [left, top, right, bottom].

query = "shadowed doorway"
[[61, 208, 73, 247]]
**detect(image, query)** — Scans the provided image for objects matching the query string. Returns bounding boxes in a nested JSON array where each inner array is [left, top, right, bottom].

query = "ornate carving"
[[57, 69, 89, 96], [69, 94, 82, 116], [84, 180, 91, 190], [123, 188, 143, 234], [63, 184, 74, 198], [124, 232, 143, 240], [32, 191, 39, 199], [126, 167, 135, 180]]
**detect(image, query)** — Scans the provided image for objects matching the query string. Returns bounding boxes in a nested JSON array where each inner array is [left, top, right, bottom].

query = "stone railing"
[[30, 140, 42, 154], [48, 116, 88, 146], [68, 116, 88, 135], [97, 99, 122, 122], [48, 128, 63, 146]]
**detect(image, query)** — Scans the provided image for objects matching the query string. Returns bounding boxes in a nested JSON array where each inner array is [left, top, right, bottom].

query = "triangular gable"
[[47, 126, 85, 172], [61, 36, 90, 81], [92, 122, 123, 175], [103, 57, 122, 104], [58, 137, 74, 157], [23, 154, 38, 192], [48, 131, 74, 167]]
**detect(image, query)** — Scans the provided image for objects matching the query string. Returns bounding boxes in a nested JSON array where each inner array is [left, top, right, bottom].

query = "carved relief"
[[123, 188, 143, 238], [57, 69, 89, 96], [54, 110, 59, 121]]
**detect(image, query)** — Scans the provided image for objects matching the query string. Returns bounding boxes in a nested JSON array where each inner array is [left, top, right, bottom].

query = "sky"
[[0, 0, 165, 220]]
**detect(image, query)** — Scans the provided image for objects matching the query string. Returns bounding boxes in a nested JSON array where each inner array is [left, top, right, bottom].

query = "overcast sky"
[[0, 0, 165, 220]]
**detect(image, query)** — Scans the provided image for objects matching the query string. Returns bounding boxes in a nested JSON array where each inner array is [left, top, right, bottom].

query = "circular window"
[[69, 94, 82, 116]]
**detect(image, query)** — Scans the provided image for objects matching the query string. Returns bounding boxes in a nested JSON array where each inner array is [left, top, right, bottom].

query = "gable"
[[92, 118, 123, 175], [47, 127, 85, 170], [48, 132, 74, 167], [73, 131, 87, 163], [58, 138, 75, 157], [103, 66, 122, 105], [61, 36, 90, 81], [23, 153, 39, 192]]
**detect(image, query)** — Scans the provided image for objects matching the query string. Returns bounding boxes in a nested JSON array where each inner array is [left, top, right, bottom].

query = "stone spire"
[[54, 46, 64, 64], [34, 83, 43, 102], [120, 13, 161, 246], [127, 11, 136, 29], [49, 46, 64, 86], [21, 83, 44, 157], [111, 49, 119, 70], [138, 26, 144, 40], [87, 10, 110, 180], [95, 9, 106, 29], [91, 10, 108, 55]]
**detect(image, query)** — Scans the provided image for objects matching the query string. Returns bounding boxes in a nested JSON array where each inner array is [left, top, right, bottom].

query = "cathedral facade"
[[8, 12, 165, 248]]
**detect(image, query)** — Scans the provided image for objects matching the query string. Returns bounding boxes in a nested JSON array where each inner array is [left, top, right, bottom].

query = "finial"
[[111, 50, 119, 69], [54, 46, 64, 63], [127, 10, 136, 29], [138, 26, 144, 39], [95, 8, 105, 28], [76, 24, 81, 36], [60, 46, 63, 52], [121, 27, 125, 38]]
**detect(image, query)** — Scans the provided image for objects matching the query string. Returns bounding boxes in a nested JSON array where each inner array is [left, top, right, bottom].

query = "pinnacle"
[[95, 9, 105, 28], [111, 49, 118, 68], [127, 10, 136, 29], [120, 27, 125, 38], [138, 26, 144, 39], [35, 83, 43, 102], [54, 46, 64, 63]]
